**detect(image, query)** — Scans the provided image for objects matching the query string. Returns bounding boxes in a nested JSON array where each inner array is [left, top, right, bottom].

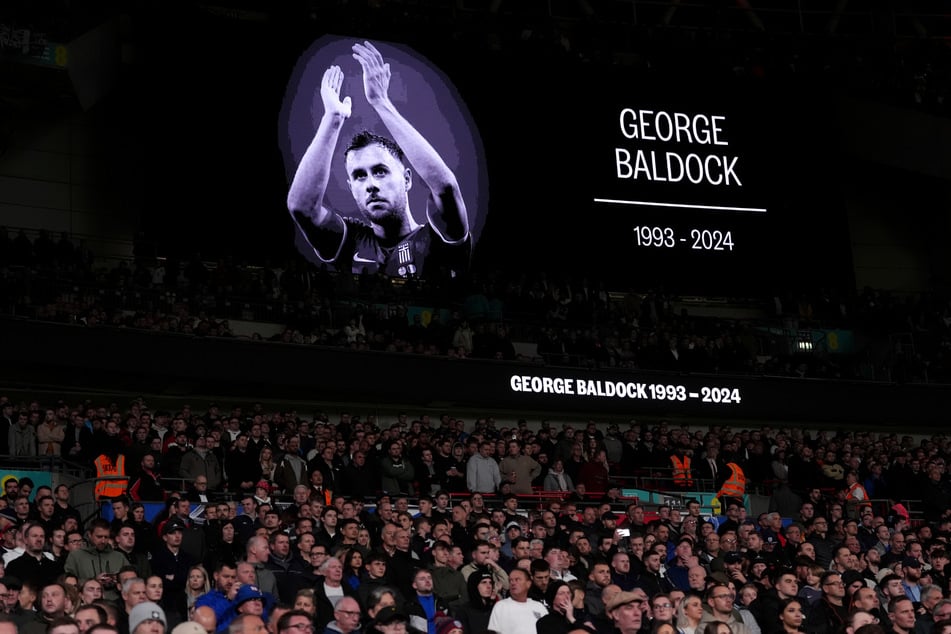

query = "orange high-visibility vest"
[[717, 462, 746, 499], [671, 455, 693, 487], [846, 482, 871, 507], [94, 454, 129, 499]]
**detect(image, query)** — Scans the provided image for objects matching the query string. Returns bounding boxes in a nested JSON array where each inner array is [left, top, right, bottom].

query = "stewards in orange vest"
[[671, 452, 694, 488], [716, 462, 746, 507], [94, 453, 129, 499]]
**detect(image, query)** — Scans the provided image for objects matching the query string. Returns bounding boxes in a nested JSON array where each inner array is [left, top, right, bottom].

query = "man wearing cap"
[[369, 606, 409, 633], [900, 557, 923, 603], [604, 589, 645, 634], [64, 519, 127, 602], [150, 520, 197, 625], [227, 585, 273, 629], [487, 568, 547, 633], [129, 601, 168, 634], [665, 537, 696, 591]]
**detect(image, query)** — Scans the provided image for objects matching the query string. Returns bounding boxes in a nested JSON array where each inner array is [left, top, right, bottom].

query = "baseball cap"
[[372, 606, 408, 627], [162, 520, 186, 535], [504, 521, 522, 532], [235, 585, 267, 606], [605, 591, 646, 612], [724, 552, 745, 564], [129, 602, 167, 633]]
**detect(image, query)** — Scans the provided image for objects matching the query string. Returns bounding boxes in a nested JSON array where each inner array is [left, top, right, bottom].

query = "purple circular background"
[[278, 35, 488, 268]]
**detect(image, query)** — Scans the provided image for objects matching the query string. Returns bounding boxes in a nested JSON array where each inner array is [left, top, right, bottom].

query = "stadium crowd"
[[0, 395, 950, 634], [2, 228, 951, 384]]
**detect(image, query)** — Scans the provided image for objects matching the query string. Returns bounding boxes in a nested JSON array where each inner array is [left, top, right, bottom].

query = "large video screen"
[[137, 14, 851, 295]]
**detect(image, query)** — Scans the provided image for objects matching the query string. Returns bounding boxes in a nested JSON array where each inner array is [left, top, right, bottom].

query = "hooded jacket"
[[63, 543, 127, 600]]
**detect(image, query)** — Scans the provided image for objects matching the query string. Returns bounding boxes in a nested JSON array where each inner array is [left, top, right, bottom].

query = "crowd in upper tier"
[[3, 228, 951, 384]]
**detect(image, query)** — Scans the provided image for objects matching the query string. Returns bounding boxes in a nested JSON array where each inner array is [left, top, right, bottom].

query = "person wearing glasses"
[[276, 610, 313, 634], [698, 583, 753, 634], [649, 593, 676, 629], [323, 597, 361, 634], [803, 572, 848, 634]]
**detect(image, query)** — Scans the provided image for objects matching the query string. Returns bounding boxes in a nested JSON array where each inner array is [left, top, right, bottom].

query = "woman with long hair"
[[259, 446, 277, 482], [185, 565, 210, 611], [777, 598, 806, 634], [342, 548, 363, 591]]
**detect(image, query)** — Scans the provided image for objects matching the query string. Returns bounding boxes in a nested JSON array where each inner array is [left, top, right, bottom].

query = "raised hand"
[[352, 41, 391, 107], [321, 65, 351, 119]]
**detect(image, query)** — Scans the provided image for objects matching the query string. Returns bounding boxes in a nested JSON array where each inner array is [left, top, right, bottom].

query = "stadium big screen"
[[139, 13, 852, 295]]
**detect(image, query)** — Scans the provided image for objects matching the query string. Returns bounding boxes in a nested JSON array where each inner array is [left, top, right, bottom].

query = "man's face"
[[413, 571, 433, 595], [272, 535, 290, 558], [90, 527, 110, 551], [891, 599, 917, 631], [41, 585, 66, 616], [81, 581, 102, 604], [853, 587, 879, 611], [708, 587, 735, 616], [26, 526, 46, 553], [590, 564, 612, 588], [610, 600, 643, 632], [165, 529, 183, 548], [886, 579, 905, 598], [117, 527, 136, 551], [346, 143, 410, 223], [531, 569, 549, 592], [645, 553, 661, 573], [775, 574, 799, 599], [213, 564, 236, 593], [123, 581, 147, 608], [822, 575, 845, 600]]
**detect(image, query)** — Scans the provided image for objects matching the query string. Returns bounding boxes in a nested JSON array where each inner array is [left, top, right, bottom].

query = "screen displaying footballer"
[[138, 20, 849, 297], [278, 35, 846, 294]]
